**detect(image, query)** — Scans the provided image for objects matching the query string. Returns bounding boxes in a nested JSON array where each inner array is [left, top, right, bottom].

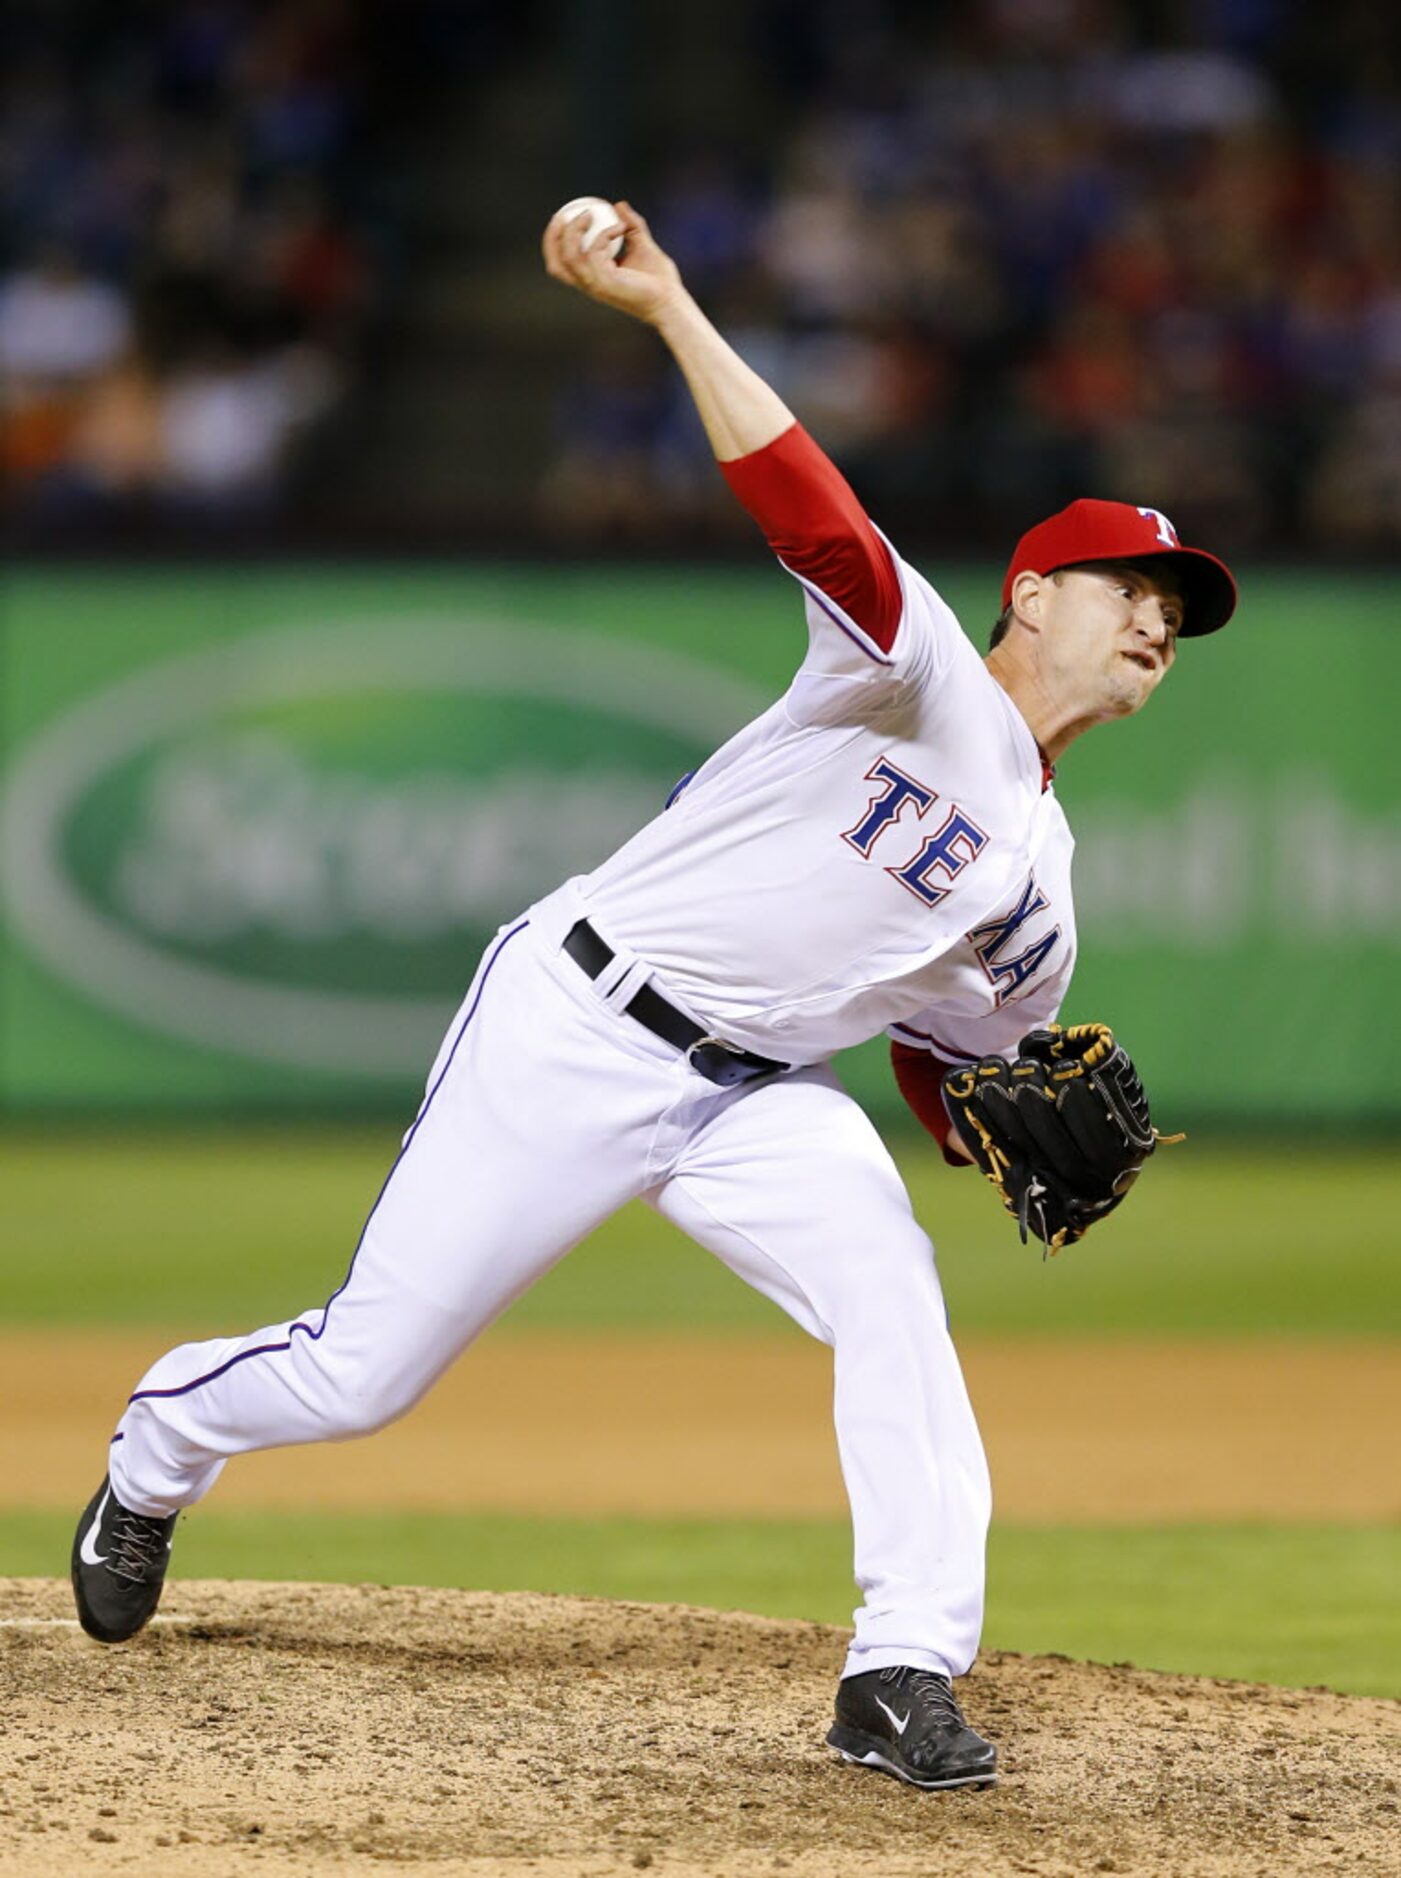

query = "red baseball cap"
[[1001, 499, 1237, 636]]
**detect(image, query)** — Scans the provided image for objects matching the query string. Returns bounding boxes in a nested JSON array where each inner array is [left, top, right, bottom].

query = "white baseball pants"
[[110, 886, 991, 1680]]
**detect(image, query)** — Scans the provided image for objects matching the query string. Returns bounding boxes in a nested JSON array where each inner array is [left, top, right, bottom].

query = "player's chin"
[[1098, 685, 1146, 722], [1106, 663, 1159, 715]]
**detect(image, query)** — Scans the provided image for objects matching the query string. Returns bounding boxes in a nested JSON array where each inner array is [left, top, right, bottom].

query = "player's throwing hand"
[[542, 199, 683, 325]]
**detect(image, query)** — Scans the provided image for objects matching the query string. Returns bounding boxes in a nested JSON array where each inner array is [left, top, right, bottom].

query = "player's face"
[[1044, 564, 1182, 716]]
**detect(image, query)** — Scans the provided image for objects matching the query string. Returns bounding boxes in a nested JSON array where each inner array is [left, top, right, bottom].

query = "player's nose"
[[1134, 598, 1172, 646]]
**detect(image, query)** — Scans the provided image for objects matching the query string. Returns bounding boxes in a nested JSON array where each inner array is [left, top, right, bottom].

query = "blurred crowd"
[[6, 0, 1399, 553], [0, 0, 465, 532], [547, 0, 1401, 552]]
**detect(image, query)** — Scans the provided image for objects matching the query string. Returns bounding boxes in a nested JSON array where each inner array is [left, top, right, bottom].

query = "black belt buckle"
[[686, 1034, 779, 1089]]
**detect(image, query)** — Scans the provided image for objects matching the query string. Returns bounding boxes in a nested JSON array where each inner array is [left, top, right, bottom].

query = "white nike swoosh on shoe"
[[875, 1696, 911, 1736], [79, 1488, 111, 1566]]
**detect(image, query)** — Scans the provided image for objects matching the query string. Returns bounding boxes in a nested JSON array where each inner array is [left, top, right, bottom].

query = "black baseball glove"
[[941, 1023, 1179, 1254]]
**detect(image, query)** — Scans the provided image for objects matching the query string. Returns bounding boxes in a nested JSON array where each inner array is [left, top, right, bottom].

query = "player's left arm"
[[543, 200, 902, 650], [890, 1038, 976, 1167]]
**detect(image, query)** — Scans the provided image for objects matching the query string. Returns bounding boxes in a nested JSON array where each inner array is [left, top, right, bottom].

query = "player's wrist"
[[647, 284, 705, 338]]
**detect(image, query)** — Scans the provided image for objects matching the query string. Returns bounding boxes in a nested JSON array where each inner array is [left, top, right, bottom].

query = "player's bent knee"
[[826, 1240, 947, 1334]]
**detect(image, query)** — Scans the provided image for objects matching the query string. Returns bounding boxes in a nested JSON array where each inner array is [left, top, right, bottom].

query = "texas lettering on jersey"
[[841, 756, 989, 908]]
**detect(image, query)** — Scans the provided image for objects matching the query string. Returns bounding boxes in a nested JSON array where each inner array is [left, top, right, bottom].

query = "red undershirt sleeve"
[[719, 422, 903, 652], [891, 1041, 973, 1168]]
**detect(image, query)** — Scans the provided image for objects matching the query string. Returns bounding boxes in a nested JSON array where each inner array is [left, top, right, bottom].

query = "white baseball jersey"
[[577, 546, 1076, 1066]]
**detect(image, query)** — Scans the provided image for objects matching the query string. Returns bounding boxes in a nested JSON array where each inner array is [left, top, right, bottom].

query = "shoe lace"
[[107, 1508, 170, 1584], [879, 1665, 964, 1724]]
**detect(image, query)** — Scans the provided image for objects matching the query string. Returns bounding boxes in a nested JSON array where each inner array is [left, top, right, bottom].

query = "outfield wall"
[[1, 563, 1395, 1125]]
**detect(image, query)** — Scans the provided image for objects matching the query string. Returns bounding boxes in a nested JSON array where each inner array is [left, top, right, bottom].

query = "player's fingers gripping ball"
[[555, 195, 625, 260], [942, 1023, 1180, 1253]]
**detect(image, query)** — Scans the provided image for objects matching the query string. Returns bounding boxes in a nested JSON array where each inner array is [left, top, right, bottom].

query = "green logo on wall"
[[0, 619, 765, 1072]]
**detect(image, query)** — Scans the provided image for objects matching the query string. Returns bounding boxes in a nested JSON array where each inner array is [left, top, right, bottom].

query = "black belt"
[[562, 919, 789, 1089]]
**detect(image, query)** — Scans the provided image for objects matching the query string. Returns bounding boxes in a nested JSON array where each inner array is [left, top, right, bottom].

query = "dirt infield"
[[3, 1579, 1398, 1878], [5, 1329, 1400, 1521]]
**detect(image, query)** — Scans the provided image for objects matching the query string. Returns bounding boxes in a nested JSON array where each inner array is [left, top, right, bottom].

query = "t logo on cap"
[[1136, 507, 1179, 548]]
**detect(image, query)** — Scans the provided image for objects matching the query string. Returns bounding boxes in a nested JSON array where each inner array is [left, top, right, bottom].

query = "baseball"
[[554, 195, 624, 260]]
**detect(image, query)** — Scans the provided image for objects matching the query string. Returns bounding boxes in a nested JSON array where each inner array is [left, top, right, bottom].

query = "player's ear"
[[1010, 569, 1046, 631]]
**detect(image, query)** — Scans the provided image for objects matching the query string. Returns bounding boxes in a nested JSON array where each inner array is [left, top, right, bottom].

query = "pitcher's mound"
[[3, 1579, 1397, 1878]]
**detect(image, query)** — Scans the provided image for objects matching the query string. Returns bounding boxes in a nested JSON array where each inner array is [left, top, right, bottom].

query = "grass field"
[[4, 1129, 1399, 1336], [3, 1128, 1398, 1699]]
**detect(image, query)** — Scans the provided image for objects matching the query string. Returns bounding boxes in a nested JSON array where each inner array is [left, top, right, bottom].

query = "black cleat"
[[71, 1476, 177, 1643], [828, 1665, 998, 1791]]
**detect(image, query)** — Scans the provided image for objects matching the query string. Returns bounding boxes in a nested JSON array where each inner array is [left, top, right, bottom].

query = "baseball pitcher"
[[72, 200, 1236, 1793]]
